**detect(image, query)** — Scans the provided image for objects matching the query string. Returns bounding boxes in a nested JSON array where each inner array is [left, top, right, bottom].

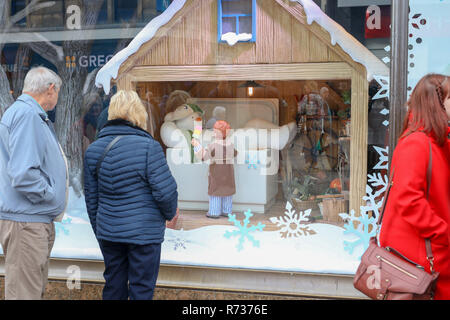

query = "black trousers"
[[98, 239, 161, 300]]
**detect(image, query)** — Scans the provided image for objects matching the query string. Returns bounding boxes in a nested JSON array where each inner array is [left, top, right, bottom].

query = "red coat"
[[379, 129, 450, 300]]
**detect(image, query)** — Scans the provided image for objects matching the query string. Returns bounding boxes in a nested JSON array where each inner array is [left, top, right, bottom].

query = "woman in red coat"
[[379, 73, 450, 300]]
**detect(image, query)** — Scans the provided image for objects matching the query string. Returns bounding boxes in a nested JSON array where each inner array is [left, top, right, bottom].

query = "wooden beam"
[[116, 74, 136, 91], [129, 62, 353, 82], [350, 69, 368, 214]]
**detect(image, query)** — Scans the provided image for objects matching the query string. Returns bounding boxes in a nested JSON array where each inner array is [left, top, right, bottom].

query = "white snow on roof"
[[96, 0, 388, 94], [95, 0, 187, 94], [291, 0, 389, 81]]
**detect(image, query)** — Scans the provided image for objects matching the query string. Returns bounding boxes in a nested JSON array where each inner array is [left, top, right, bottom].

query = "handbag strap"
[[96, 135, 124, 178], [376, 138, 435, 271]]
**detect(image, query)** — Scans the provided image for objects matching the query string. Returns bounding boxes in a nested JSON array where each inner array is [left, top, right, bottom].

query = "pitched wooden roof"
[[96, 0, 388, 93]]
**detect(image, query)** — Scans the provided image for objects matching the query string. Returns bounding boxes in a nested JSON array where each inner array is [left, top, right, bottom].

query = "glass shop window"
[[115, 0, 138, 22], [136, 79, 351, 231], [141, 0, 172, 21], [156, 0, 172, 13], [96, 1, 109, 25], [142, 0, 158, 20], [218, 0, 256, 44], [10, 0, 27, 27], [27, 0, 64, 29], [130, 79, 354, 270]]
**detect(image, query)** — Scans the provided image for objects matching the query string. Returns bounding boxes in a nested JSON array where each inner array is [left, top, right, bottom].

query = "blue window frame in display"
[[218, 0, 256, 44]]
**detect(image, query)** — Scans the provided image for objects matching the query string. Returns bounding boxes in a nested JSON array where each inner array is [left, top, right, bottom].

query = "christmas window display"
[[137, 79, 353, 230], [60, 0, 387, 273], [89, 0, 389, 274], [0, 0, 394, 276]]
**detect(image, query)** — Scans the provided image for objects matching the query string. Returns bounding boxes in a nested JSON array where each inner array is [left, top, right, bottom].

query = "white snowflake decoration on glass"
[[361, 182, 388, 220], [224, 210, 265, 252], [167, 229, 191, 251], [339, 145, 389, 257], [379, 108, 390, 127], [372, 75, 390, 101], [270, 201, 316, 238], [55, 217, 72, 236], [407, 6, 431, 96], [372, 146, 389, 170], [382, 45, 391, 65]]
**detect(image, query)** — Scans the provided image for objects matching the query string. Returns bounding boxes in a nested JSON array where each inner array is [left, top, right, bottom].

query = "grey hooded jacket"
[[0, 94, 68, 223]]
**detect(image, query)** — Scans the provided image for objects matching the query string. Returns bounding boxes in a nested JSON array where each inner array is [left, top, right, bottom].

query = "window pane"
[[115, 0, 138, 22], [11, 0, 27, 26], [239, 16, 252, 35], [222, 16, 237, 34], [143, 0, 157, 20], [96, 1, 109, 24], [28, 0, 64, 29], [222, 0, 251, 16]]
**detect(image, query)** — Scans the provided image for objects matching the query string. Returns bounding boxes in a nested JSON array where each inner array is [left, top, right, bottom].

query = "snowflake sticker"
[[372, 75, 390, 101], [339, 145, 389, 258], [245, 153, 260, 169], [270, 201, 316, 238], [382, 45, 391, 65], [380, 108, 390, 127], [373, 146, 389, 170], [167, 229, 191, 251], [224, 210, 265, 251], [339, 209, 378, 256], [364, 174, 389, 217], [55, 217, 72, 236]]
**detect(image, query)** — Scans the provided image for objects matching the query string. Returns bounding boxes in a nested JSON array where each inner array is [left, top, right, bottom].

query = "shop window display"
[[138, 80, 352, 230], [0, 0, 397, 276], [89, 0, 391, 272]]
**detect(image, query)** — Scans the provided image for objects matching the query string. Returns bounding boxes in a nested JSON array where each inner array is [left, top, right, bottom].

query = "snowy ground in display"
[[0, 188, 362, 275]]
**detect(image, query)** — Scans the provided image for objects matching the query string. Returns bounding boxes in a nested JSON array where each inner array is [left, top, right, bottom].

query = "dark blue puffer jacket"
[[83, 119, 178, 245]]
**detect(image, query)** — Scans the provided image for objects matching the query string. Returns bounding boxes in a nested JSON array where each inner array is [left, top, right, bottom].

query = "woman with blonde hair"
[[83, 90, 178, 300]]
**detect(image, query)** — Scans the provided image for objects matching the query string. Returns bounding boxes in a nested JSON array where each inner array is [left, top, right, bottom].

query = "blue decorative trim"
[[217, 0, 223, 43], [217, 0, 256, 44]]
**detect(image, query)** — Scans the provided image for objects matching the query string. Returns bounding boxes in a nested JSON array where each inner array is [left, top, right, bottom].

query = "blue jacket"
[[0, 94, 68, 223], [83, 119, 178, 245]]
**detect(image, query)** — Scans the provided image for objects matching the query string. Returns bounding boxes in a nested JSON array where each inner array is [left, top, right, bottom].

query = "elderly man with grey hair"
[[0, 66, 68, 299]]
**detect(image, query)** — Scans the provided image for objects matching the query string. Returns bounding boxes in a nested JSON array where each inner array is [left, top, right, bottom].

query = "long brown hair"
[[400, 73, 449, 145]]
